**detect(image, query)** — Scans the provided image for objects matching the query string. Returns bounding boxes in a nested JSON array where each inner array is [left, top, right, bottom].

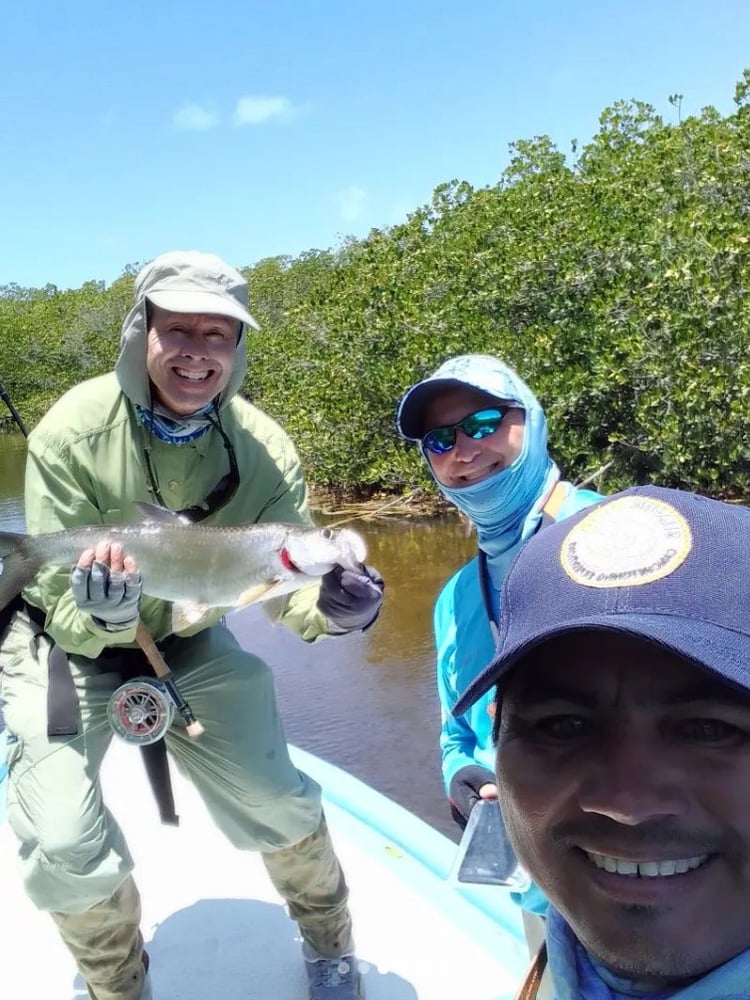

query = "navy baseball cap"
[[453, 485, 750, 716]]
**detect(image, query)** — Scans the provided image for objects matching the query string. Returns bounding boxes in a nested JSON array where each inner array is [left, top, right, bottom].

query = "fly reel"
[[106, 676, 175, 746]]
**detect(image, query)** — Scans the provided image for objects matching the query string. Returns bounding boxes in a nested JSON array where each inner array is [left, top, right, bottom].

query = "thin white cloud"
[[233, 96, 297, 125], [173, 103, 219, 131], [333, 186, 368, 223], [384, 200, 413, 226]]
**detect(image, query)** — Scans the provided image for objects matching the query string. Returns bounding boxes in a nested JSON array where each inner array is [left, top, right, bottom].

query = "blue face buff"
[[419, 358, 555, 562], [433, 407, 550, 535], [135, 400, 217, 444], [546, 904, 750, 1000]]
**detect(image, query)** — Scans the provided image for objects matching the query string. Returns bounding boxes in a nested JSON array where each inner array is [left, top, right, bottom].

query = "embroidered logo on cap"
[[561, 495, 692, 588]]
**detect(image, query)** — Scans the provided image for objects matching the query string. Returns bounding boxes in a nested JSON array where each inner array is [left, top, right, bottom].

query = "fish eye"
[[321, 527, 333, 539]]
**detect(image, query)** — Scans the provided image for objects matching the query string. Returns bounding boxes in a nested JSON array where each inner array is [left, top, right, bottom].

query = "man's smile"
[[174, 367, 212, 381], [583, 849, 710, 877], [561, 843, 720, 907], [453, 459, 505, 484]]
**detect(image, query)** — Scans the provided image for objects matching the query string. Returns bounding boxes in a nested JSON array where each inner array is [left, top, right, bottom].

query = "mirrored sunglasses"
[[422, 406, 514, 455]]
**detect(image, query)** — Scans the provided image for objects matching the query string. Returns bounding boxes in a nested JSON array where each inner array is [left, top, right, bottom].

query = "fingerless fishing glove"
[[70, 561, 142, 631], [317, 563, 384, 633], [448, 764, 497, 830]]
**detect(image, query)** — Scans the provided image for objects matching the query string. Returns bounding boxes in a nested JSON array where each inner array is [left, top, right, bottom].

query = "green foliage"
[[0, 270, 134, 427], [2, 75, 750, 500]]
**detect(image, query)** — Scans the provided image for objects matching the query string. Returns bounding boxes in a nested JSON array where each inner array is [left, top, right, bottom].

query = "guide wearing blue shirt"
[[397, 354, 602, 914]]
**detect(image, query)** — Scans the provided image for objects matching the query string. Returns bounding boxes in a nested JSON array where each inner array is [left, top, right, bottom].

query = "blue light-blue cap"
[[453, 485, 750, 716], [396, 354, 530, 440]]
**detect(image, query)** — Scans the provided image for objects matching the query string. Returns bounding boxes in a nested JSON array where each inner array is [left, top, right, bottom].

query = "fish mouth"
[[336, 528, 367, 565], [282, 528, 368, 578], [583, 849, 710, 877], [280, 548, 306, 574]]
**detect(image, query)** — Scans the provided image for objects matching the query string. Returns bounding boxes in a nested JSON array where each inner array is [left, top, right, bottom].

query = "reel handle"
[[135, 622, 205, 739]]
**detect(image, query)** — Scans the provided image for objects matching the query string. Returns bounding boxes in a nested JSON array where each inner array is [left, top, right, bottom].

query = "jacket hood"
[[115, 250, 254, 412]]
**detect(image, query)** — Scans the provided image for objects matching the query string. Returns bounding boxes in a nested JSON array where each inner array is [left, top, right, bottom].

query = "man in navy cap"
[[455, 486, 750, 998]]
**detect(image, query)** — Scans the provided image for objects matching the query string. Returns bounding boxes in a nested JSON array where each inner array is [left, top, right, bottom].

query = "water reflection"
[[0, 435, 475, 839], [359, 518, 472, 667]]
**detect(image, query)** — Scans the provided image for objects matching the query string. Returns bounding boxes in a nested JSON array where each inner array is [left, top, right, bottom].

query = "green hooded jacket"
[[23, 284, 329, 657]]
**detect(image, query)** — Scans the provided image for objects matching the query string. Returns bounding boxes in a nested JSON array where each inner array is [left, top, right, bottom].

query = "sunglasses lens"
[[423, 427, 455, 454], [463, 408, 506, 440], [422, 407, 511, 455]]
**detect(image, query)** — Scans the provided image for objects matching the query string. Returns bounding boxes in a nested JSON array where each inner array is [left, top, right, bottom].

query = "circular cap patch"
[[561, 495, 692, 589]]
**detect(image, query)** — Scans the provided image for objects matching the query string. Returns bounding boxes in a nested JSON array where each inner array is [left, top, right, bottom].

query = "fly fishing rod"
[[3, 384, 203, 744], [0, 375, 28, 437]]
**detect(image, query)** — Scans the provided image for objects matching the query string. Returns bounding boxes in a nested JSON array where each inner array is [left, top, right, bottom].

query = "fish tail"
[[0, 532, 40, 611]]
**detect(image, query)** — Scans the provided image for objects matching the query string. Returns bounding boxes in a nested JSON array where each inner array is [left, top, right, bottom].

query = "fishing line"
[[6, 715, 119, 796]]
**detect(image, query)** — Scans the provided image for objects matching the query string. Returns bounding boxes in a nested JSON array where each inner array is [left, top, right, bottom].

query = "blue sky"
[[2, 0, 749, 290]]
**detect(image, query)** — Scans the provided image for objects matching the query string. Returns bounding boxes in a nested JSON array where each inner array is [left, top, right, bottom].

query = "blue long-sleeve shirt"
[[436, 481, 603, 790]]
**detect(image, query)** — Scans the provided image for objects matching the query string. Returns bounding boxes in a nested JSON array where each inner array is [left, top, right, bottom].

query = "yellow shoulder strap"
[[541, 480, 568, 522], [514, 942, 548, 1000]]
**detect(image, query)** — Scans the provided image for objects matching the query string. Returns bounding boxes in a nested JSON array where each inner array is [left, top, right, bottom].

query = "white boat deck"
[[0, 739, 528, 999]]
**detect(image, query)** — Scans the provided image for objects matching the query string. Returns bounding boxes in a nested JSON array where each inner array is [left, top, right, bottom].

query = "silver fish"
[[0, 502, 367, 625]]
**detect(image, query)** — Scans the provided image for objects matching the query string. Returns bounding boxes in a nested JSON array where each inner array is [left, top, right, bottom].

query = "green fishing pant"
[[1, 610, 353, 989]]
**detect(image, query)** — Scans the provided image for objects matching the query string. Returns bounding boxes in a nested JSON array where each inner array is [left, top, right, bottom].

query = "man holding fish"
[[0, 251, 383, 999]]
